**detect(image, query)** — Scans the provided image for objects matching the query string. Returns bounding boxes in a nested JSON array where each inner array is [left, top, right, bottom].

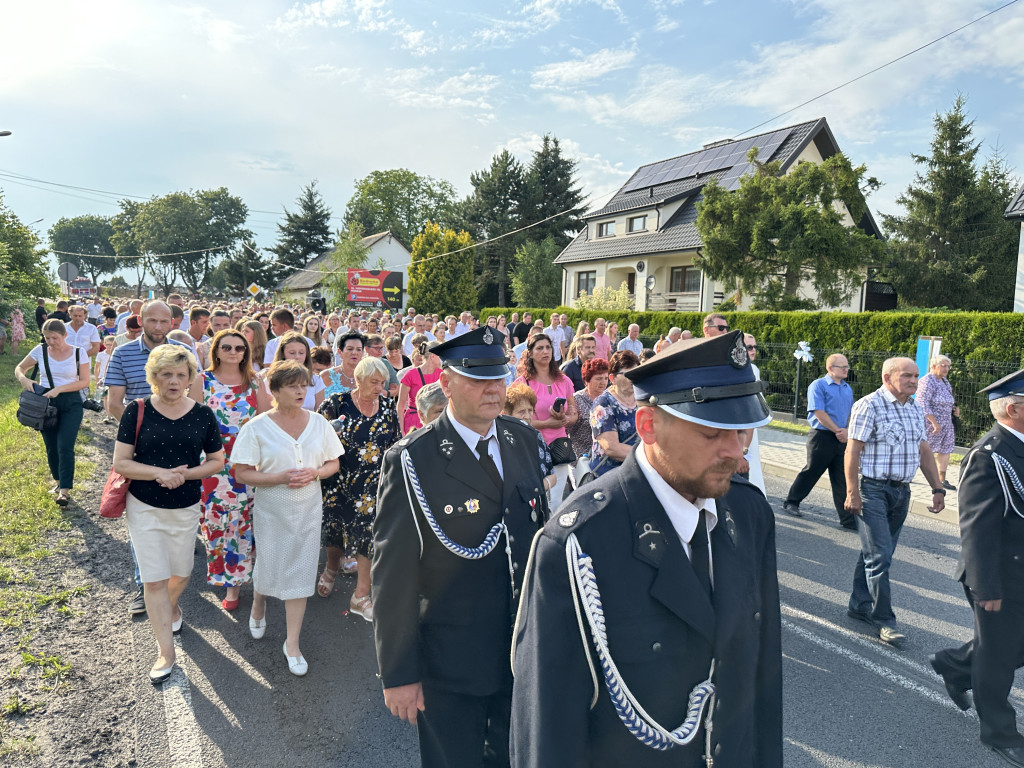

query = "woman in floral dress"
[[315, 356, 399, 622], [189, 329, 271, 611]]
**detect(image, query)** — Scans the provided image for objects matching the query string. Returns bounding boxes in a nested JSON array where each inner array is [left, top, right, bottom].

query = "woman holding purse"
[[112, 344, 225, 684], [14, 318, 91, 506]]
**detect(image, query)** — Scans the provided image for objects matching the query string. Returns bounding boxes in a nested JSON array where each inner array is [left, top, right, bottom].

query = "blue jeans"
[[849, 477, 910, 628], [130, 540, 142, 587]]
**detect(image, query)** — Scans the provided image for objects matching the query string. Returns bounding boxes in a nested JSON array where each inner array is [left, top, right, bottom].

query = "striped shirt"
[[104, 337, 195, 402], [848, 386, 927, 484]]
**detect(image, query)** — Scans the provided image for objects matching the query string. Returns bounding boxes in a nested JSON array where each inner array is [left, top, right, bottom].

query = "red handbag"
[[98, 399, 145, 519]]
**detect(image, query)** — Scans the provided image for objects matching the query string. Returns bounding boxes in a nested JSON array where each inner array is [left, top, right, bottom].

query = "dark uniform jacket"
[[511, 450, 782, 768], [957, 423, 1024, 601], [372, 411, 548, 696]]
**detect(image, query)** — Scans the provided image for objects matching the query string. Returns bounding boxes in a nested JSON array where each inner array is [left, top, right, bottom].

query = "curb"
[[760, 459, 960, 527]]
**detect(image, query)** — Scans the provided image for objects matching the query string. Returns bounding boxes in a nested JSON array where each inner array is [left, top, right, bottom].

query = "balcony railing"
[[647, 291, 700, 311]]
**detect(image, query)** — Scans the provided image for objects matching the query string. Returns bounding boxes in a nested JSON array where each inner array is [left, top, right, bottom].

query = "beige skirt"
[[126, 492, 201, 583]]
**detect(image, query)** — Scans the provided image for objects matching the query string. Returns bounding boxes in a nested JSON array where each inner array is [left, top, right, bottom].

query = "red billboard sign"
[[346, 269, 404, 310]]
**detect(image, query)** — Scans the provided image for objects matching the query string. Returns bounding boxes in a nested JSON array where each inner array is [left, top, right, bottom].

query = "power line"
[[733, 0, 1022, 139]]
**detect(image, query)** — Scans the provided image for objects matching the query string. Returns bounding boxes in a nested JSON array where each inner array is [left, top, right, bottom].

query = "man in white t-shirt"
[[116, 300, 143, 334], [65, 305, 102, 357], [402, 314, 428, 356], [86, 297, 103, 325], [543, 313, 566, 362], [263, 308, 312, 366]]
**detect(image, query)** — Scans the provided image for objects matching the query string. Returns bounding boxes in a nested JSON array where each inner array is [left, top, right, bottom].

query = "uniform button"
[[534, 487, 539, 493], [504, 508, 510, 515], [513, 562, 519, 570], [513, 589, 519, 598], [593, 491, 606, 501], [651, 642, 662, 653], [754, 611, 761, 621], [531, 512, 537, 522], [509, 535, 515, 543]]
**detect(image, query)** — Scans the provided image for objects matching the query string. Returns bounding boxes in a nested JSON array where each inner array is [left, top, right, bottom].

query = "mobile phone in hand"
[[552, 397, 566, 413]]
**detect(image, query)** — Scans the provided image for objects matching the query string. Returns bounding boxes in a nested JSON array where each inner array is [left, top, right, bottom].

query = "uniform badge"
[[440, 439, 454, 458], [635, 520, 667, 566], [502, 428, 515, 446], [483, 327, 494, 345], [559, 510, 579, 527], [444, 504, 454, 515], [466, 499, 480, 514], [729, 335, 748, 369]]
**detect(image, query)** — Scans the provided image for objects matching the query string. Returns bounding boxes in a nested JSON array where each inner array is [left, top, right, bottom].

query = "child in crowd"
[[95, 336, 116, 423]]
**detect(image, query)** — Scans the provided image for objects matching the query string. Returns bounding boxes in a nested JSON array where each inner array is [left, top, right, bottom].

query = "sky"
[[3, 0, 1024, 276]]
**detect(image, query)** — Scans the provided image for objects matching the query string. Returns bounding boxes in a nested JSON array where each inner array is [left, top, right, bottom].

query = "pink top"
[[515, 374, 575, 444], [401, 366, 442, 434], [593, 331, 612, 360]]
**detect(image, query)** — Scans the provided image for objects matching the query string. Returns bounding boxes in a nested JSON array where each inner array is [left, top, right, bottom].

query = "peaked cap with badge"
[[511, 331, 782, 768], [980, 368, 1024, 401], [625, 330, 771, 430], [432, 325, 511, 380]]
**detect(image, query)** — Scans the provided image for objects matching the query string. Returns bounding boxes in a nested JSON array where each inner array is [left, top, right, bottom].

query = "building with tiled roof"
[[556, 117, 884, 312]]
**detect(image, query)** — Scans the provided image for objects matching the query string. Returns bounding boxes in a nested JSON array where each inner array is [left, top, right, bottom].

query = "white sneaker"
[[249, 615, 266, 639]]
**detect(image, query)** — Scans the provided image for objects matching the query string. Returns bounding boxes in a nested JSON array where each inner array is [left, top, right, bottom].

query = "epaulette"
[[385, 422, 434, 456], [543, 485, 615, 540]]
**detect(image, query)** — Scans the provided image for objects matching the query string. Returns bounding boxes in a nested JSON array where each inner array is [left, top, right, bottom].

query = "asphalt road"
[[128, 475, 1020, 768]]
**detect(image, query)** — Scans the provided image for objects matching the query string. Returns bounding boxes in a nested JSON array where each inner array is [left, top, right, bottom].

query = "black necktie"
[[477, 438, 503, 491], [690, 510, 712, 597]]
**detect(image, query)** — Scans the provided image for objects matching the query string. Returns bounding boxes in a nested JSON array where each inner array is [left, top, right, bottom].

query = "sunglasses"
[[706, 324, 729, 332], [745, 344, 757, 351], [219, 344, 247, 353]]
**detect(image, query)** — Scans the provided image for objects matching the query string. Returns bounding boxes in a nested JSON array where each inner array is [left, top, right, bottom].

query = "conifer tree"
[[271, 180, 334, 280]]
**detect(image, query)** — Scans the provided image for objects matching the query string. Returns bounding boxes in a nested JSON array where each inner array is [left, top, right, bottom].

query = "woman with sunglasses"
[[189, 329, 272, 612]]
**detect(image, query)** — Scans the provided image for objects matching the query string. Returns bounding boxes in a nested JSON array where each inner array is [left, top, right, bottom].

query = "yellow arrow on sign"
[[383, 286, 401, 295]]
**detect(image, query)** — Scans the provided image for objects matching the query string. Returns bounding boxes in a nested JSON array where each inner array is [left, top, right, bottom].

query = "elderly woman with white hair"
[[315, 355, 400, 621], [414, 380, 447, 426], [917, 354, 960, 490], [112, 344, 225, 684]]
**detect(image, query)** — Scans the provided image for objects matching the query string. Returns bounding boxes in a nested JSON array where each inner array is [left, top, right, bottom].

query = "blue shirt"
[[105, 337, 196, 402], [807, 374, 854, 431]]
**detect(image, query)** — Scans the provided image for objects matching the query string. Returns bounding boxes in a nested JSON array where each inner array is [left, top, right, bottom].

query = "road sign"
[[247, 283, 261, 297], [346, 269, 404, 310], [57, 262, 79, 282]]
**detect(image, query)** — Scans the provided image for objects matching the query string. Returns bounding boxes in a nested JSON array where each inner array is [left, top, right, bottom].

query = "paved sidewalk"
[[758, 426, 961, 526]]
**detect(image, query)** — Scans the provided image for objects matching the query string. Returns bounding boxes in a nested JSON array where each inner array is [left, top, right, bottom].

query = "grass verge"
[[0, 359, 96, 755]]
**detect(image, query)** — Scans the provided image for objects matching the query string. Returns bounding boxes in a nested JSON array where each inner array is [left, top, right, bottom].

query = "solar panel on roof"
[[619, 125, 796, 194]]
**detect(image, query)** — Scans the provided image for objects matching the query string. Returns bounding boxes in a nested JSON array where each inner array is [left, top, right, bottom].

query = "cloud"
[[273, 0, 436, 55], [532, 47, 636, 88], [472, 0, 627, 46]]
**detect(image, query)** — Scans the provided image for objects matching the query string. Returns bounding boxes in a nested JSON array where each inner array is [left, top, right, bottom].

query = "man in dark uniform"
[[511, 330, 782, 768], [930, 369, 1024, 767], [372, 325, 549, 768]]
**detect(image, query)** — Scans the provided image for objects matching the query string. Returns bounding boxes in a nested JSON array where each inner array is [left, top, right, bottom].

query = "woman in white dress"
[[232, 360, 344, 677]]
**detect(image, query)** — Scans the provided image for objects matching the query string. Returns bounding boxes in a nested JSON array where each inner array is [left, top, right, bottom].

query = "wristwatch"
[[931, 488, 946, 496]]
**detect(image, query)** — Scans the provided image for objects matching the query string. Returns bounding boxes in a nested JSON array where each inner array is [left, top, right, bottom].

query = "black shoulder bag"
[[17, 346, 59, 431]]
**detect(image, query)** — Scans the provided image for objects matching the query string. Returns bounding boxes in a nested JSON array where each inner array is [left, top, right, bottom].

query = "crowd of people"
[[10, 294, 1024, 767]]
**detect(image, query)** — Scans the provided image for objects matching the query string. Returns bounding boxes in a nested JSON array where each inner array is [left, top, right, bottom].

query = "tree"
[[321, 223, 370, 306], [510, 236, 563, 308], [128, 188, 250, 295], [0, 192, 56, 300], [207, 240, 276, 295], [695, 149, 884, 310], [104, 275, 130, 293], [343, 169, 458, 246], [48, 215, 117, 286], [110, 199, 148, 297], [881, 95, 1018, 311], [463, 150, 527, 307], [271, 180, 334, 281], [407, 222, 476, 316], [522, 134, 586, 248]]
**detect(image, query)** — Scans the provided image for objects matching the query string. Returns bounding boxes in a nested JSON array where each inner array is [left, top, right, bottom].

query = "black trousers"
[[417, 685, 512, 768], [785, 429, 853, 525], [933, 585, 1024, 748]]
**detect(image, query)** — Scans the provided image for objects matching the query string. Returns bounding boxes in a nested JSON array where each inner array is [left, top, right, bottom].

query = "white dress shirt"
[[636, 443, 717, 580], [447, 406, 504, 480]]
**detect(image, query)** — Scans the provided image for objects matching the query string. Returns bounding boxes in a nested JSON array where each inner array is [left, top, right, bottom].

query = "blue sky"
[[3, 0, 1024, 272]]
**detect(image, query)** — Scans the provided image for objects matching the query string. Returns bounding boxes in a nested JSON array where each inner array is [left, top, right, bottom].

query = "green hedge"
[[484, 308, 1024, 366]]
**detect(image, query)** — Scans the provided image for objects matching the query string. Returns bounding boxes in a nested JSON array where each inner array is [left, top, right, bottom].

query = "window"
[[576, 271, 596, 297], [670, 266, 702, 293], [596, 221, 615, 237], [627, 215, 648, 233]]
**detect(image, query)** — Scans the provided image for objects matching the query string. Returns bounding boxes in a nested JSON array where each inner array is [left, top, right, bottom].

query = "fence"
[[756, 342, 1016, 447]]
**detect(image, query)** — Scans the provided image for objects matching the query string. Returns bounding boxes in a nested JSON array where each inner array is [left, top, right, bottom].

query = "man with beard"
[[372, 326, 549, 767], [511, 330, 782, 768]]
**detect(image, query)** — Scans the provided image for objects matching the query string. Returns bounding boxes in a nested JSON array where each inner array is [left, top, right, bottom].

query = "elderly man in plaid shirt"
[[844, 357, 946, 646]]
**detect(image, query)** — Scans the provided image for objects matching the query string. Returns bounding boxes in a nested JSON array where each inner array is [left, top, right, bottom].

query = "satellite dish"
[[57, 262, 79, 282]]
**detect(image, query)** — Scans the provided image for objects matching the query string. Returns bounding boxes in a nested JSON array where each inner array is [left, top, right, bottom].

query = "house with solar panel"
[[555, 117, 887, 312]]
